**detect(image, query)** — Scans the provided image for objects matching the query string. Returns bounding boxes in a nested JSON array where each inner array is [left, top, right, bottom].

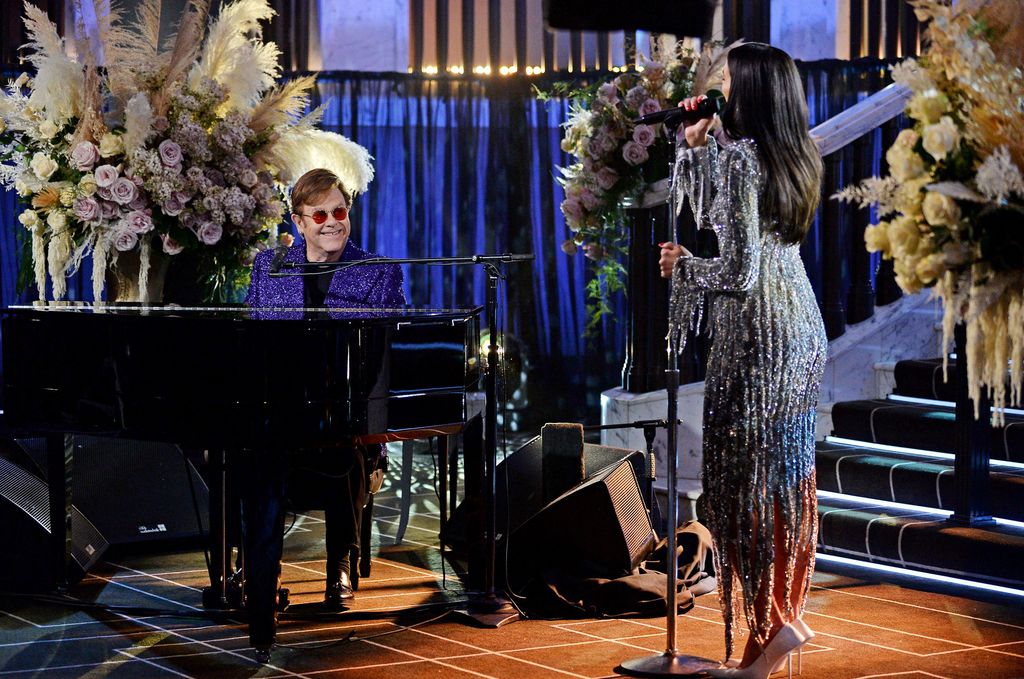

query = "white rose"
[[30, 152, 59, 180], [38, 119, 59, 139], [18, 209, 40, 230], [885, 143, 925, 182], [864, 222, 890, 255], [47, 209, 67, 229], [922, 191, 961, 226], [98, 133, 124, 158], [921, 116, 959, 161], [14, 175, 32, 197]]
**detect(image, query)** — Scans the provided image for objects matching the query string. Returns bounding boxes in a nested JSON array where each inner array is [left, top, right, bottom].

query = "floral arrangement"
[[543, 39, 735, 334], [0, 0, 374, 303], [837, 0, 1023, 421]]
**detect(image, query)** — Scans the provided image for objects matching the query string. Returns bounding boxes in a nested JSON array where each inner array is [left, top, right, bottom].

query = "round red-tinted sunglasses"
[[300, 206, 349, 224]]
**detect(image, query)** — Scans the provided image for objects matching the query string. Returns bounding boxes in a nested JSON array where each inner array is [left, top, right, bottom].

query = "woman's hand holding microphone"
[[659, 242, 692, 279], [678, 94, 713, 148]]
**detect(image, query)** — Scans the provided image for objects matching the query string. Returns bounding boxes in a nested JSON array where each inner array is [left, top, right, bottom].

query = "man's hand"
[[659, 242, 692, 279]]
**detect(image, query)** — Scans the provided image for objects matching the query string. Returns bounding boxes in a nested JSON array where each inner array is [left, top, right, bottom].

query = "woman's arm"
[[675, 142, 761, 293]]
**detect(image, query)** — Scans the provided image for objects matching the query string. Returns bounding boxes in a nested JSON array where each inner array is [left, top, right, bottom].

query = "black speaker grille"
[[605, 461, 656, 567], [0, 456, 49, 530]]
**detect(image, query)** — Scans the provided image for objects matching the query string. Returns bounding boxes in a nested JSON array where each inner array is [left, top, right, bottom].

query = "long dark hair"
[[719, 43, 822, 244]]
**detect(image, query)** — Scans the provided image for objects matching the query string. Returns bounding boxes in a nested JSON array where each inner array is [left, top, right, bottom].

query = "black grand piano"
[[1, 303, 482, 649]]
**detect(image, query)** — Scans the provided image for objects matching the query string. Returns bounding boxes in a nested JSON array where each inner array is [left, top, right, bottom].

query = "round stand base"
[[617, 652, 719, 677]]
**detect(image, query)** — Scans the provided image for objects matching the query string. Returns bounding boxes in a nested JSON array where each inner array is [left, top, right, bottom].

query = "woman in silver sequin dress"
[[659, 43, 827, 677]]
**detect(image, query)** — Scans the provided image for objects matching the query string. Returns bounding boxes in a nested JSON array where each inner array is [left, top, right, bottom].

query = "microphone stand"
[[271, 251, 530, 626], [618, 124, 717, 677]]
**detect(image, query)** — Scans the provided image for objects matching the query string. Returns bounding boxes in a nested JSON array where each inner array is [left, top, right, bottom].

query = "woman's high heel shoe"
[[706, 620, 811, 679]]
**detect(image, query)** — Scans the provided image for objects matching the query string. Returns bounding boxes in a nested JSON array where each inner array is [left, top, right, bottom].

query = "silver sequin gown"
[[669, 135, 827, 658]]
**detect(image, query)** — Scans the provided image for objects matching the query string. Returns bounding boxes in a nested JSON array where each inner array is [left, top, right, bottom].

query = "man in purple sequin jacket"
[[244, 169, 405, 629]]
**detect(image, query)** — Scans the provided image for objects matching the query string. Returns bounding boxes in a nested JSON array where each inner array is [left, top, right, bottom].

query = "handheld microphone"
[[269, 245, 288, 274], [634, 92, 724, 127]]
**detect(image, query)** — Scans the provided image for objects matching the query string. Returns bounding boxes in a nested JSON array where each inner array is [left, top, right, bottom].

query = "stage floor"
[[2, 446, 1023, 678]]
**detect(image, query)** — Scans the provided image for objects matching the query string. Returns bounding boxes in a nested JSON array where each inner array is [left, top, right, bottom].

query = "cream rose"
[[14, 175, 32, 197], [18, 209, 40, 230], [922, 191, 961, 226], [908, 89, 950, 124], [864, 222, 891, 255], [38, 119, 59, 139], [894, 128, 919, 148], [98, 133, 124, 158], [915, 253, 945, 284], [893, 177, 930, 217], [885, 143, 925, 182], [922, 116, 959, 161], [30, 152, 58, 180], [47, 209, 67, 229], [894, 257, 923, 294], [78, 173, 97, 196], [888, 216, 921, 258]]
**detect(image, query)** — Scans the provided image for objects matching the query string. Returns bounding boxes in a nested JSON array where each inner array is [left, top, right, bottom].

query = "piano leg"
[[239, 449, 286, 651], [45, 434, 73, 593], [203, 449, 229, 609]]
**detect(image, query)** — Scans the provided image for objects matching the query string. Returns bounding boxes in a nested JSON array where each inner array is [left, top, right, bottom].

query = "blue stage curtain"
[[0, 60, 895, 422]]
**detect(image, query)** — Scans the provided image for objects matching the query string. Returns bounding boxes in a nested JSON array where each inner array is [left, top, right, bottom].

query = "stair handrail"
[[635, 83, 912, 209]]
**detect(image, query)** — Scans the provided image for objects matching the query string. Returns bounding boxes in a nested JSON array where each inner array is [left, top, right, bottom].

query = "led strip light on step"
[[816, 489, 1024, 529], [887, 393, 1024, 417], [815, 553, 1024, 598], [823, 436, 1024, 471]]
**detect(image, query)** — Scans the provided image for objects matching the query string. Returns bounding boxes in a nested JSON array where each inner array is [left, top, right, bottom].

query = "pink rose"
[[70, 142, 100, 170], [579, 187, 600, 211], [100, 201, 119, 219], [161, 233, 184, 255], [597, 82, 619, 105], [633, 124, 656, 147], [596, 166, 619, 191], [198, 221, 223, 245], [94, 164, 119, 188], [584, 243, 605, 261], [625, 85, 648, 109], [560, 239, 578, 256], [623, 140, 649, 166], [158, 139, 183, 167], [97, 186, 113, 201], [561, 197, 584, 227], [162, 195, 184, 216], [126, 210, 154, 233], [153, 116, 170, 132], [110, 177, 137, 205], [129, 195, 148, 211], [73, 197, 100, 222], [114, 229, 138, 252], [639, 98, 661, 116]]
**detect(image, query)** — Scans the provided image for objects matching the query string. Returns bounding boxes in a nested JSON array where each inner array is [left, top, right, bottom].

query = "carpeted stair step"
[[817, 495, 1024, 590], [830, 398, 1024, 463], [893, 358, 959, 401], [815, 439, 1024, 521]]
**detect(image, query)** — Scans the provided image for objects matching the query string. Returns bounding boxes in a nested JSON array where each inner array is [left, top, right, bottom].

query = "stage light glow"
[[887, 393, 1024, 417], [815, 552, 1024, 599], [816, 489, 1024, 529], [823, 436, 1024, 471]]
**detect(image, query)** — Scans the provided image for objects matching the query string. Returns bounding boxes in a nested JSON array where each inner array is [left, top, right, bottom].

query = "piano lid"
[[2, 303, 484, 323]]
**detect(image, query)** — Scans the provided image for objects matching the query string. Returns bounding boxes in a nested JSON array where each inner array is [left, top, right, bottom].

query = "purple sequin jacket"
[[246, 239, 406, 310]]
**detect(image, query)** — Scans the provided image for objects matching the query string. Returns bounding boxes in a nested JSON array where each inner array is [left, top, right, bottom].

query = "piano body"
[[1, 303, 482, 645]]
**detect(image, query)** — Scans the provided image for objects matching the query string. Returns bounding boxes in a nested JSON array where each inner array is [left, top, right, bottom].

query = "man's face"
[[292, 187, 351, 262]]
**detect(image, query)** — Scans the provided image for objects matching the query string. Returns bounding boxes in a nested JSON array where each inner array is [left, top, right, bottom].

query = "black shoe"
[[324, 572, 355, 607]]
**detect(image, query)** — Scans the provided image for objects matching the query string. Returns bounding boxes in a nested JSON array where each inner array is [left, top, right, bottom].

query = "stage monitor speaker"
[[544, 0, 716, 38], [0, 454, 108, 589], [506, 456, 657, 588], [442, 436, 647, 551], [14, 436, 209, 546]]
